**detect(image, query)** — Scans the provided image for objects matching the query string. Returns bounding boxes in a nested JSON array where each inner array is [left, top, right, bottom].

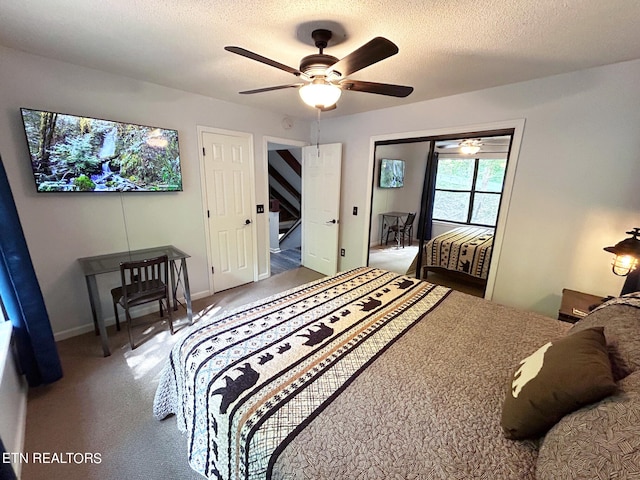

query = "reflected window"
[[433, 158, 506, 227]]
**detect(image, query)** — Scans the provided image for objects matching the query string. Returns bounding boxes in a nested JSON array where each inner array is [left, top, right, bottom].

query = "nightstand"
[[558, 288, 606, 323]]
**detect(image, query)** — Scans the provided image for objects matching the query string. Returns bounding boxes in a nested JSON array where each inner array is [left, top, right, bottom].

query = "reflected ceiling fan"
[[225, 29, 413, 111], [437, 138, 511, 154]]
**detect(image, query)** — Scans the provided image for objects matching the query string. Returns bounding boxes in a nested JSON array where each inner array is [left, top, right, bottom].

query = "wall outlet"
[[256, 204, 264, 214], [340, 248, 346, 257]]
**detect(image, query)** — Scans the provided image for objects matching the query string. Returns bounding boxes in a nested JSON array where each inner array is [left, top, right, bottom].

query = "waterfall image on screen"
[[379, 158, 405, 188], [20, 108, 182, 192]]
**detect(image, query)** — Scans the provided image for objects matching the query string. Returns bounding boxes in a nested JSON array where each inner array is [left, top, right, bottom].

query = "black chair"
[[385, 212, 416, 248], [111, 255, 174, 349]]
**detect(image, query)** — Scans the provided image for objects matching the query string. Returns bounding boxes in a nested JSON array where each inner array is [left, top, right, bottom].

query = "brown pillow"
[[501, 327, 616, 440]]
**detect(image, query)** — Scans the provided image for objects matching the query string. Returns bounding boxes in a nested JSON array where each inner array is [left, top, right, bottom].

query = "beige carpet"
[[368, 244, 419, 275], [21, 267, 324, 480]]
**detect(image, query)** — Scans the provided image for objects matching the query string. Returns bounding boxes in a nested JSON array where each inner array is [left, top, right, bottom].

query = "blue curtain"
[[0, 156, 62, 386]]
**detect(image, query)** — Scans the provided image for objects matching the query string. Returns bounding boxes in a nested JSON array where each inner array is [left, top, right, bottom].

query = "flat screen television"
[[379, 158, 405, 188], [20, 108, 182, 192]]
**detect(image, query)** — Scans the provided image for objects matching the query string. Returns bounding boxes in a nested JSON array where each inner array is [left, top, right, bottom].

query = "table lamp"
[[603, 227, 640, 295]]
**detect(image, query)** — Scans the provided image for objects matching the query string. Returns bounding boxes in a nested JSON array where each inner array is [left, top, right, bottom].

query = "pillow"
[[569, 299, 640, 381], [501, 327, 616, 440], [536, 371, 640, 479]]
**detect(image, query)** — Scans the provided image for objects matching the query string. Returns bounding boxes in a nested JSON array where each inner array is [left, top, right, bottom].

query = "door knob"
[[326, 219, 337, 224], [245, 219, 252, 225]]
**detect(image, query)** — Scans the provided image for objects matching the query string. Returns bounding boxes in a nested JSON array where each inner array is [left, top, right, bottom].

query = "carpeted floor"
[[20, 267, 324, 480], [368, 244, 419, 275]]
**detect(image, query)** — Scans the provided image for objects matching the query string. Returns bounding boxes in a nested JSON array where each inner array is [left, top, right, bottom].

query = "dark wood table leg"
[[181, 258, 193, 324]]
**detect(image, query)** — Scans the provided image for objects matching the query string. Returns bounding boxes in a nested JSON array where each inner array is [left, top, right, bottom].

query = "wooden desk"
[[558, 288, 605, 323], [78, 245, 192, 356]]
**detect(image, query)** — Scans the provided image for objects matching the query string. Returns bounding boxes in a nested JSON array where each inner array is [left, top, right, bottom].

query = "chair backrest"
[[119, 255, 168, 303], [403, 212, 416, 230]]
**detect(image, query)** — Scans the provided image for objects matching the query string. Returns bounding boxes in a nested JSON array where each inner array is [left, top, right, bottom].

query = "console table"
[[78, 245, 193, 356]]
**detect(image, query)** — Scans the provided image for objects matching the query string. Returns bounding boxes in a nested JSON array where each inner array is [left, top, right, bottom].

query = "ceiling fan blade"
[[239, 84, 303, 94], [340, 80, 413, 97], [327, 37, 399, 77], [225, 46, 302, 76]]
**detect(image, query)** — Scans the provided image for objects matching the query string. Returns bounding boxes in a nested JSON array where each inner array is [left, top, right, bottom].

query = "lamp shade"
[[611, 254, 638, 276], [604, 227, 640, 276], [299, 82, 342, 109]]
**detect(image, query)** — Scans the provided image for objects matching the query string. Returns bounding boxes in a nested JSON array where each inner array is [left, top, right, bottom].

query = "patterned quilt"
[[424, 226, 494, 279], [591, 291, 640, 312], [153, 267, 451, 480]]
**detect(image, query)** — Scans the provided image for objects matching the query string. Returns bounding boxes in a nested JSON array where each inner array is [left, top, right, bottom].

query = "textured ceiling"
[[2, 1, 640, 119]]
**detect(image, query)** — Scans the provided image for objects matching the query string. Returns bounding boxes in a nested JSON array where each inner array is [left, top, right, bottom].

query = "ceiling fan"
[[437, 137, 511, 154], [224, 29, 414, 111], [437, 138, 511, 147]]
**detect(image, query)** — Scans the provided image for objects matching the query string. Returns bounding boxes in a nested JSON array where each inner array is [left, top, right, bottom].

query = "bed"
[[154, 267, 640, 479], [420, 226, 494, 284]]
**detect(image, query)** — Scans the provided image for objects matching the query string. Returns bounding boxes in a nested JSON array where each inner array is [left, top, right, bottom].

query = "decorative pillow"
[[536, 371, 640, 479], [501, 327, 616, 440]]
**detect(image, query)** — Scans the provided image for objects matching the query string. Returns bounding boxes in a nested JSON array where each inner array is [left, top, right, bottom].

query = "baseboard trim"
[[54, 289, 211, 341]]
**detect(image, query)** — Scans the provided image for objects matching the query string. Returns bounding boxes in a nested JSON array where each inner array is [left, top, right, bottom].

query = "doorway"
[[367, 123, 522, 300], [266, 140, 303, 276], [265, 141, 343, 277]]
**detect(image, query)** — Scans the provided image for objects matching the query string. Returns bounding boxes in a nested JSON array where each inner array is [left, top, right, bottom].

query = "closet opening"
[[367, 128, 514, 298]]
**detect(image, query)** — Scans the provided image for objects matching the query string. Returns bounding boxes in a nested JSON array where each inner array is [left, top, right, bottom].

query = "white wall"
[[0, 323, 27, 477], [323, 59, 640, 317], [429, 221, 466, 239], [269, 211, 280, 253], [0, 46, 311, 338]]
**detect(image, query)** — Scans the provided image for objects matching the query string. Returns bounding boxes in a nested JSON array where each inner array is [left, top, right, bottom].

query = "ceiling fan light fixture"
[[459, 140, 482, 155], [299, 80, 342, 109], [460, 145, 481, 155]]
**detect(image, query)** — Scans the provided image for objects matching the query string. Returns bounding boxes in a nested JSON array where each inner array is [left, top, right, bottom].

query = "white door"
[[202, 131, 256, 291], [302, 143, 342, 276]]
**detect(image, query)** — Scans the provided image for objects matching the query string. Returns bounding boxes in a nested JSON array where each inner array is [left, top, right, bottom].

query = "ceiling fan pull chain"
[[316, 108, 321, 155]]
